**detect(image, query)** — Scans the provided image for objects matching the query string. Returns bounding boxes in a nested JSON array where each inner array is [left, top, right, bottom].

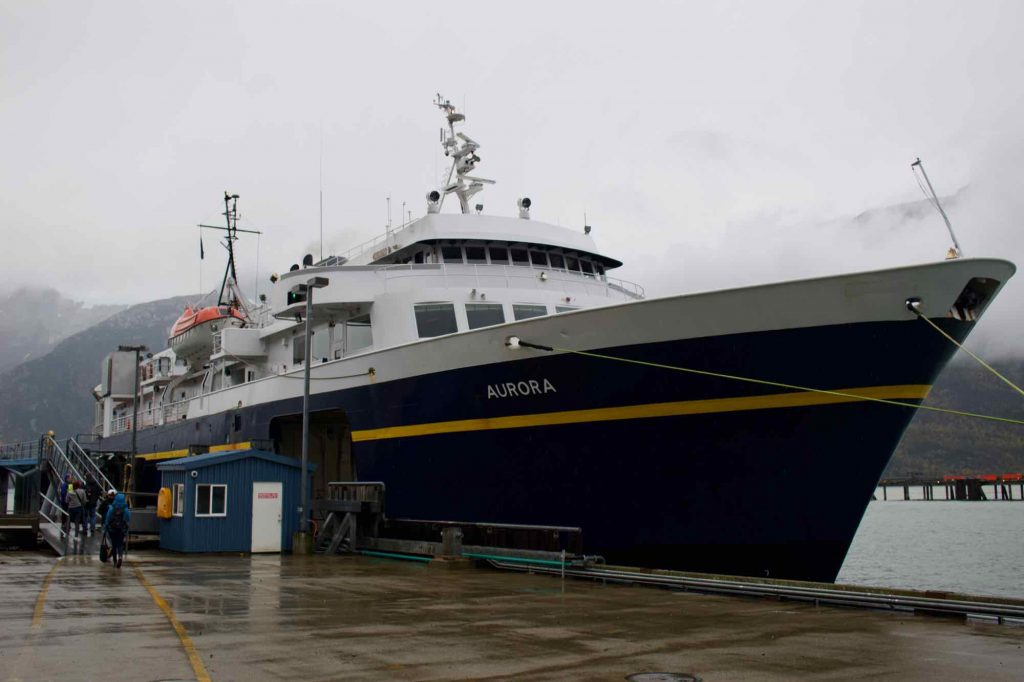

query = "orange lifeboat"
[[169, 305, 246, 358]]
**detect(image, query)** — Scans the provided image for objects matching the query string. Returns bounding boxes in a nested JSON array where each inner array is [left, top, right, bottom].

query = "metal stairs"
[[1, 435, 115, 556]]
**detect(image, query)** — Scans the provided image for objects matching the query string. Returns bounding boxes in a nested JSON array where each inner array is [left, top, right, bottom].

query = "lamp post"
[[118, 344, 148, 498], [290, 276, 328, 553]]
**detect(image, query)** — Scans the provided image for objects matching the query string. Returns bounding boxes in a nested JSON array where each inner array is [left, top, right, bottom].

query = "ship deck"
[[2, 550, 1022, 681]]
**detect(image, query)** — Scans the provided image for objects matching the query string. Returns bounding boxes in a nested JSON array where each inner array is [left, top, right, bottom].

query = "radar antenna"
[[197, 193, 263, 319], [434, 93, 495, 214]]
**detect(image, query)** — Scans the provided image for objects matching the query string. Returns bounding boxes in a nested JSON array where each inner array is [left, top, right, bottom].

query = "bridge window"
[[581, 260, 595, 277], [513, 304, 547, 321], [511, 248, 530, 266], [465, 246, 487, 264], [441, 246, 464, 263], [415, 303, 458, 338], [530, 250, 548, 266], [566, 256, 581, 272], [466, 303, 505, 329], [489, 246, 509, 264], [549, 253, 565, 269]]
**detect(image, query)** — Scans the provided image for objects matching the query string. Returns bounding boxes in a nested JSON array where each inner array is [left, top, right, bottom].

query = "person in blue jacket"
[[103, 492, 131, 568]]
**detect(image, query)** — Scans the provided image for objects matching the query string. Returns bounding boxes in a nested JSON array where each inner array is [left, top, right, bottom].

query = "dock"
[[878, 473, 1024, 501], [2, 550, 1022, 681]]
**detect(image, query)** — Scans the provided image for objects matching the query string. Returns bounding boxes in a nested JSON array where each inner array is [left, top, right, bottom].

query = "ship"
[[90, 95, 1016, 582]]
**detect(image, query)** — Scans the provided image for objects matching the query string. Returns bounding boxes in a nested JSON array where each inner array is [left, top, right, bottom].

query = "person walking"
[[84, 475, 101, 537], [104, 492, 131, 568], [67, 481, 87, 537], [98, 489, 115, 521], [58, 473, 72, 535]]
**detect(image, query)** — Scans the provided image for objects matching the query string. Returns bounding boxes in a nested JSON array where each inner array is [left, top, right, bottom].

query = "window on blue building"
[[196, 484, 227, 517], [173, 483, 184, 516]]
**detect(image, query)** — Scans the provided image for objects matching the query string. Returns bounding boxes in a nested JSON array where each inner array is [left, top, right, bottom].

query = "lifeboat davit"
[[169, 305, 246, 359]]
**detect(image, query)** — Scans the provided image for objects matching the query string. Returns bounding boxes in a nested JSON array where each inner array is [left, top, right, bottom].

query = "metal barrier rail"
[[0, 440, 40, 460], [487, 561, 1024, 625]]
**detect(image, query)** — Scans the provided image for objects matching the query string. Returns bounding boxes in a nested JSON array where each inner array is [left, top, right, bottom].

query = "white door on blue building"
[[251, 482, 283, 552]]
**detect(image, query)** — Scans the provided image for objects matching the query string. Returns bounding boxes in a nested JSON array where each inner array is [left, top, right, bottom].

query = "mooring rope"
[[908, 305, 1024, 399], [511, 339, 1024, 426]]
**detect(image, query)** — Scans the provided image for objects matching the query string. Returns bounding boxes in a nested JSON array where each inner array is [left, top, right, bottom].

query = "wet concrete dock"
[[1, 551, 1022, 681]]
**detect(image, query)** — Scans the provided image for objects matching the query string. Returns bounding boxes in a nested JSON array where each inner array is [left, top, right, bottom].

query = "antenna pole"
[[319, 123, 324, 261], [912, 158, 963, 257]]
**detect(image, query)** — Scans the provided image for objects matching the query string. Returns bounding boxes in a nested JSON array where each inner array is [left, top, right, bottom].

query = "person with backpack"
[[84, 474, 101, 537], [104, 492, 131, 568]]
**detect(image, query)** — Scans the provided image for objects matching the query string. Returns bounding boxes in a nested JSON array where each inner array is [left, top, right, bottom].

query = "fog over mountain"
[[0, 288, 124, 374], [0, 294, 195, 443]]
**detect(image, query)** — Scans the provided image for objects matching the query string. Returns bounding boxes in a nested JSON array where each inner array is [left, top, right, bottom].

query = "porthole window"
[[466, 303, 505, 329], [513, 304, 548, 321], [415, 303, 458, 338]]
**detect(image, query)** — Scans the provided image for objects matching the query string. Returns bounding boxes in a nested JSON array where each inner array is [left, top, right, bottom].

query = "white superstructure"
[[96, 96, 644, 437]]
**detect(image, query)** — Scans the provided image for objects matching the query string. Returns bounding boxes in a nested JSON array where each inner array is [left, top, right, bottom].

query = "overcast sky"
[[2, 1, 1022, 352]]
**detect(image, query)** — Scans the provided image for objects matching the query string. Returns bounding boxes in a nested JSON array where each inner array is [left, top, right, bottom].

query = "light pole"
[[289, 276, 328, 553], [118, 344, 147, 498]]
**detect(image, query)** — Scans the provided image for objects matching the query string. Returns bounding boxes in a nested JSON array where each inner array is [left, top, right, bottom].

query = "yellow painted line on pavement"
[[31, 560, 61, 628], [132, 563, 211, 682]]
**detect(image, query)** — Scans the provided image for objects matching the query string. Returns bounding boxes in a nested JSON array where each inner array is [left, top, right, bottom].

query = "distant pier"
[[876, 474, 1023, 501]]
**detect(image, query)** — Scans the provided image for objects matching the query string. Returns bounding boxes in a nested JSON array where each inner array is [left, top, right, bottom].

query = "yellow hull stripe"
[[137, 441, 252, 462], [350, 385, 932, 443]]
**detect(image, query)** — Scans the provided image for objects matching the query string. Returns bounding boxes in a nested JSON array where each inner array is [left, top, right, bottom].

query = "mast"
[[197, 193, 262, 315], [911, 158, 963, 258], [218, 192, 241, 306], [434, 94, 494, 214]]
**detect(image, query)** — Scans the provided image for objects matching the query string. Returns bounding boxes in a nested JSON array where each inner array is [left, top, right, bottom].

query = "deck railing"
[[110, 397, 191, 436]]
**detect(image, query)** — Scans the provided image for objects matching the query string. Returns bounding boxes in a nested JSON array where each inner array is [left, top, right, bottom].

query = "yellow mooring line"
[[30, 559, 61, 628], [132, 563, 212, 682]]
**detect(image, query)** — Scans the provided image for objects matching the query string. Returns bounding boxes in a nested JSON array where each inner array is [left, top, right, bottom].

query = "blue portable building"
[[156, 449, 314, 553]]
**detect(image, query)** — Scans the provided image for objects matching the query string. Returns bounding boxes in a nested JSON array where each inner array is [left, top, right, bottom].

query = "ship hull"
[[97, 258, 1015, 582], [107, 318, 961, 582]]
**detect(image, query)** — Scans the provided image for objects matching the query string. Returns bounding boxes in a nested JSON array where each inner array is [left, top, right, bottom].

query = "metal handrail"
[[67, 438, 115, 493], [43, 437, 86, 486], [0, 440, 40, 461], [39, 493, 68, 520]]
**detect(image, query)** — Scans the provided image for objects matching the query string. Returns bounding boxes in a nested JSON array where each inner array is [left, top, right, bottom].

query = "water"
[[837, 500, 1024, 597]]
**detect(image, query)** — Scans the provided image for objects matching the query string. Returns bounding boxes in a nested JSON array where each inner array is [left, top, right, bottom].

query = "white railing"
[[110, 397, 191, 436]]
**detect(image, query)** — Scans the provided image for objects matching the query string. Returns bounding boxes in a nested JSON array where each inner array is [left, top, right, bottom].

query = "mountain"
[[0, 287, 124, 374], [0, 294, 195, 443], [885, 355, 1024, 477]]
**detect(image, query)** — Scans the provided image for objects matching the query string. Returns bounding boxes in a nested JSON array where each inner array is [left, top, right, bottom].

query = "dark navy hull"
[[100, 317, 968, 582]]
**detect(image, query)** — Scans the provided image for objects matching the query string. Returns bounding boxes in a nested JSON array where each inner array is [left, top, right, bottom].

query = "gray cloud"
[[2, 0, 1022, 360]]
